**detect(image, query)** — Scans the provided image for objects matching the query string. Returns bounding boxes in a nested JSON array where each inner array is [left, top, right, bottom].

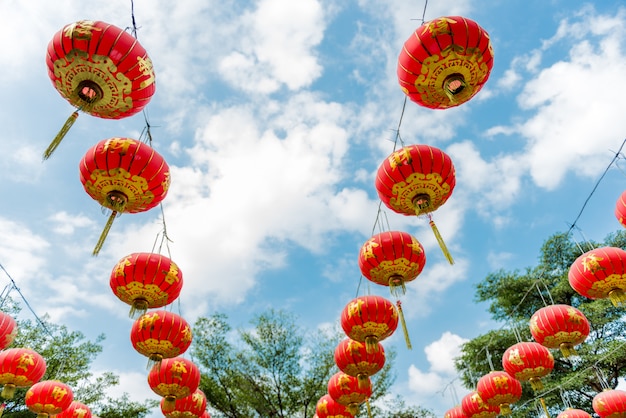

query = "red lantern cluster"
[[315, 393, 354, 418], [568, 246, 626, 307], [530, 304, 590, 357], [444, 405, 469, 418], [327, 372, 372, 415]]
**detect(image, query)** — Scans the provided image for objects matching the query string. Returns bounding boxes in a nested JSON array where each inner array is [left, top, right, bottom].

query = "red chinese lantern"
[[79, 137, 170, 255], [375, 144, 456, 264], [358, 231, 426, 296], [55, 400, 92, 418], [615, 191, 626, 228], [0, 347, 47, 398], [315, 394, 354, 418], [593, 389, 626, 417], [529, 304, 590, 357], [199, 412, 211, 418], [568, 246, 626, 307], [110, 252, 183, 317], [334, 339, 385, 389], [0, 311, 17, 350], [397, 16, 493, 109], [327, 372, 372, 415], [340, 295, 398, 353], [444, 405, 469, 418], [161, 388, 207, 418], [476, 371, 522, 415], [461, 391, 500, 418], [502, 342, 554, 391], [131, 310, 192, 364], [148, 357, 201, 409], [25, 380, 74, 417], [45, 20, 156, 159], [557, 409, 592, 418]]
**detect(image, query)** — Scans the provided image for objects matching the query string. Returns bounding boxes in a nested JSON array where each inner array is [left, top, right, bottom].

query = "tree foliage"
[[455, 231, 626, 417]]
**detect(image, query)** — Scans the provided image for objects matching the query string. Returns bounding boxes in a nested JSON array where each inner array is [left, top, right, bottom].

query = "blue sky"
[[1, 0, 626, 416]]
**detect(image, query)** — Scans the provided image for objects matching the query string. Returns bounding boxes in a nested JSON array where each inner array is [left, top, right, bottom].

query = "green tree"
[[455, 231, 626, 417]]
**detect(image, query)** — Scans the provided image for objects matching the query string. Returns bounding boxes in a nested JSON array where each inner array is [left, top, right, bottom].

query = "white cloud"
[[48, 211, 95, 235], [0, 218, 49, 286]]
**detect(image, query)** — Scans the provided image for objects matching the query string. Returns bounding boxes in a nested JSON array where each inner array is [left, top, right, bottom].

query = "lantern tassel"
[[429, 218, 454, 265], [1, 384, 16, 399], [43, 110, 79, 160], [396, 300, 412, 350], [93, 210, 118, 256], [608, 288, 626, 307], [529, 377, 544, 392], [539, 397, 551, 418], [366, 399, 372, 418], [129, 298, 149, 319], [163, 395, 176, 411], [388, 275, 406, 297], [357, 374, 369, 389], [364, 336, 379, 354], [559, 343, 577, 358], [500, 403, 512, 416]]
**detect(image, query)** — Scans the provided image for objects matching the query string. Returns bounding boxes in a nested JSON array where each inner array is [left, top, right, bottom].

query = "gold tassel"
[[130, 298, 149, 319], [93, 210, 118, 256], [539, 397, 551, 418], [43, 111, 79, 160], [366, 399, 372, 418], [396, 301, 412, 350], [1, 384, 15, 399], [364, 336, 379, 354], [388, 275, 406, 297], [529, 377, 544, 392], [357, 373, 369, 389], [559, 343, 577, 358], [346, 404, 359, 416], [608, 288, 626, 307], [162, 395, 176, 411], [429, 218, 454, 265], [500, 403, 512, 416]]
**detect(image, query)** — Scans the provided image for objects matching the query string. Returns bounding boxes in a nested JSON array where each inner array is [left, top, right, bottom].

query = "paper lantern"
[[461, 391, 500, 418], [0, 312, 17, 350], [593, 389, 626, 418], [161, 388, 207, 418], [568, 246, 626, 307], [79, 137, 170, 255], [25, 380, 74, 418], [502, 342, 554, 391], [45, 20, 156, 159], [615, 191, 626, 228], [530, 304, 590, 357], [375, 144, 456, 263], [334, 339, 385, 389], [131, 310, 192, 364], [340, 295, 398, 353], [0, 347, 47, 398], [327, 372, 372, 415], [556, 409, 592, 418], [148, 357, 201, 409], [315, 394, 354, 418], [444, 405, 469, 418], [55, 400, 92, 418], [110, 252, 183, 317], [476, 371, 522, 415], [397, 16, 493, 109]]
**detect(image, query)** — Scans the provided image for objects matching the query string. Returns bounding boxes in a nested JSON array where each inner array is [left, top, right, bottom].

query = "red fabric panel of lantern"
[[444, 405, 469, 418], [55, 400, 92, 418], [46, 20, 155, 119], [110, 252, 184, 314], [315, 394, 355, 418], [161, 388, 207, 418], [334, 339, 385, 385], [0, 348, 47, 398], [148, 357, 201, 401], [556, 409, 592, 418], [80, 137, 170, 214], [593, 389, 626, 418], [25, 380, 74, 416], [461, 391, 500, 418], [476, 371, 522, 416], [131, 310, 193, 362], [327, 372, 372, 413], [0, 312, 17, 350], [340, 295, 398, 351], [615, 191, 626, 228], [358, 231, 425, 293], [568, 246, 626, 307], [397, 16, 493, 109], [375, 144, 455, 217], [529, 304, 590, 357], [502, 342, 554, 391]]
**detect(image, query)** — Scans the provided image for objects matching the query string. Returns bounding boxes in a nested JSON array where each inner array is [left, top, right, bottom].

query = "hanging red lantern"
[[161, 388, 207, 418], [476, 371, 522, 416], [529, 304, 590, 357], [327, 372, 372, 415], [444, 405, 469, 418], [397, 16, 493, 109], [0, 347, 47, 398], [45, 20, 156, 159], [334, 339, 385, 389], [502, 342, 554, 391], [593, 389, 626, 418], [79, 137, 170, 255], [25, 380, 74, 417], [0, 312, 17, 350], [375, 144, 456, 264], [131, 310, 192, 365], [55, 400, 92, 418], [556, 409, 592, 418], [148, 357, 201, 409], [199, 412, 211, 418], [461, 391, 500, 418], [340, 295, 398, 353], [358, 231, 426, 296], [316, 394, 354, 418], [110, 252, 183, 317], [615, 191, 626, 228], [568, 246, 626, 307]]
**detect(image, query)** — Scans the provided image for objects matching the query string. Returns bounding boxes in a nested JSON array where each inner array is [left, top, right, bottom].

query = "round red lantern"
[[148, 357, 201, 409], [131, 310, 192, 364], [557, 409, 592, 418], [444, 405, 469, 418], [530, 304, 590, 357], [568, 246, 626, 307], [358, 231, 426, 295], [79, 137, 170, 255], [327, 372, 372, 415], [375, 144, 456, 264], [502, 342, 554, 391], [593, 389, 626, 418], [161, 388, 207, 418], [334, 339, 385, 389], [0, 347, 47, 398], [461, 391, 500, 418], [476, 371, 522, 415], [340, 295, 398, 353], [45, 20, 156, 159], [397, 16, 493, 109], [615, 191, 626, 228], [55, 400, 92, 418], [316, 394, 354, 418], [110, 252, 183, 317], [0, 311, 17, 350], [199, 412, 211, 418], [25, 380, 74, 417]]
